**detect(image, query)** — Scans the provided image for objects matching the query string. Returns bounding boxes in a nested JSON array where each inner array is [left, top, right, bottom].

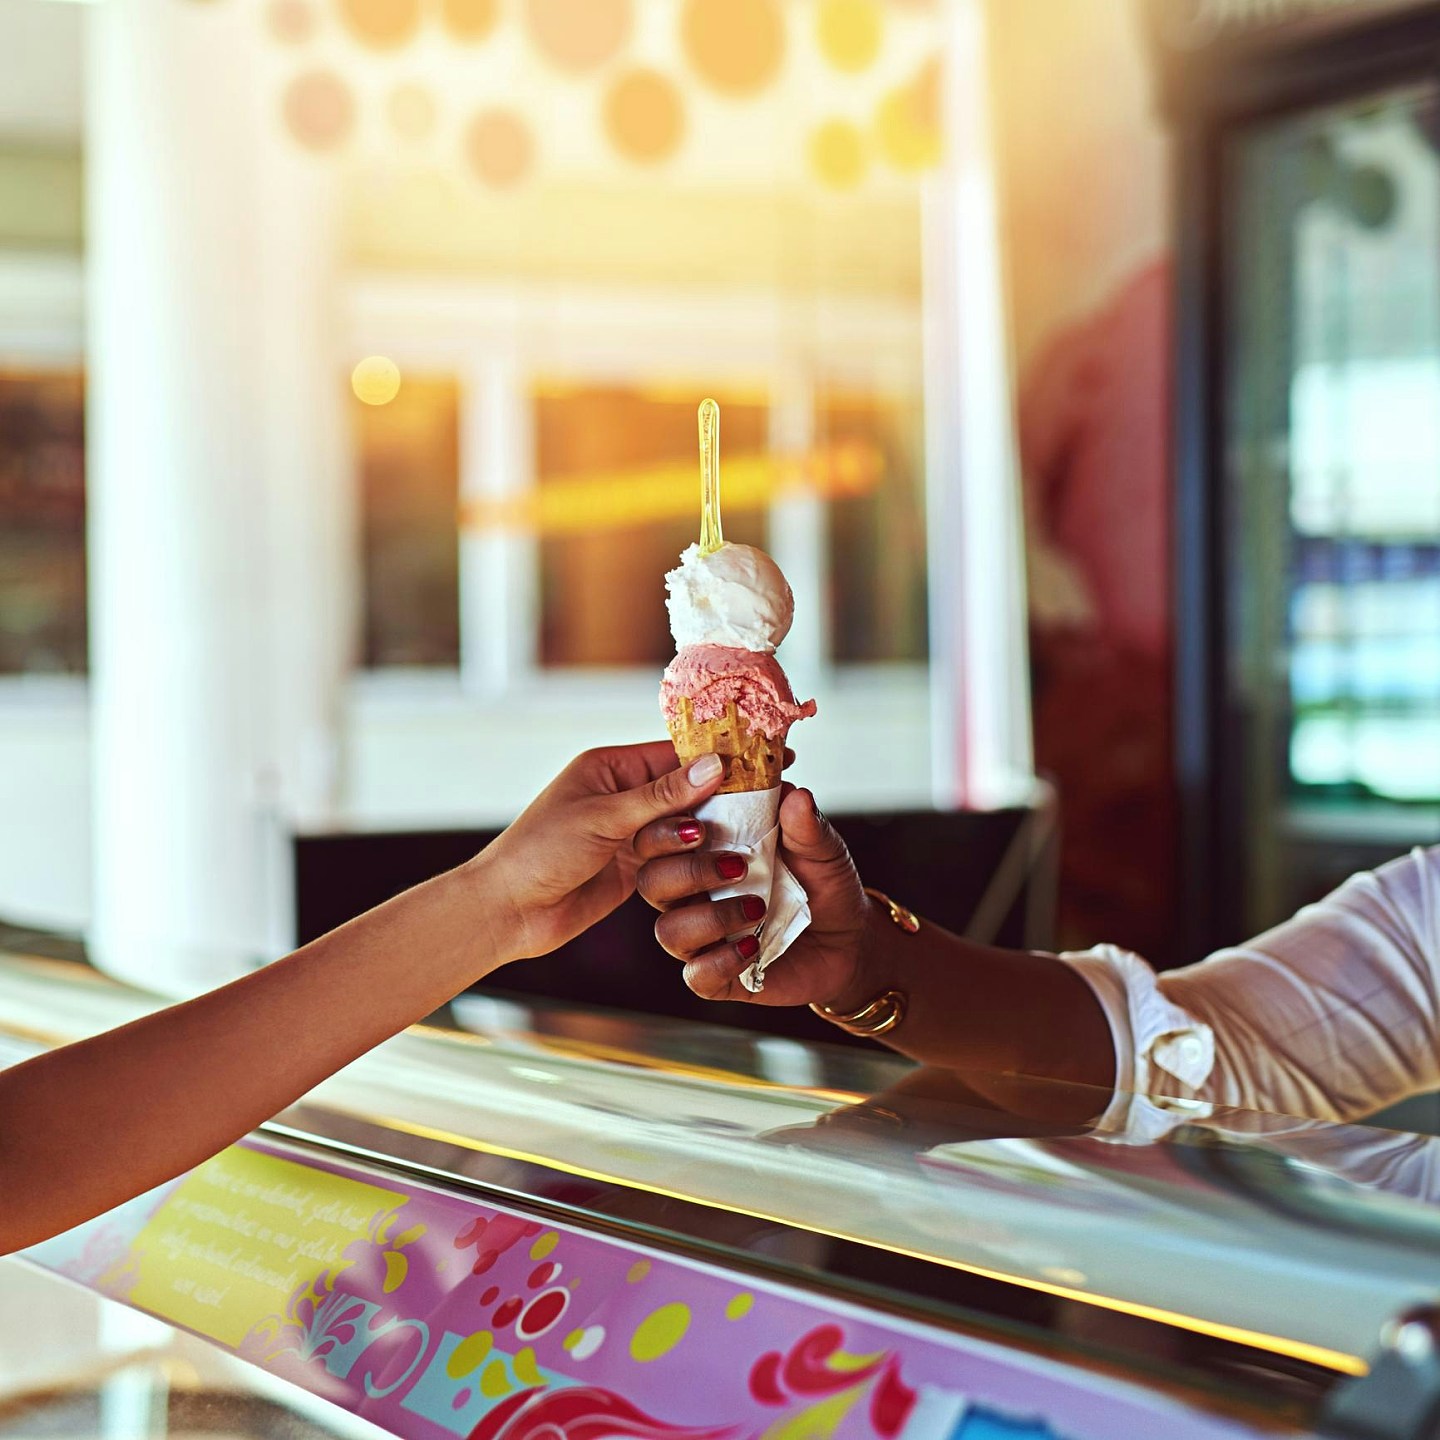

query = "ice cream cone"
[[668, 697, 785, 794]]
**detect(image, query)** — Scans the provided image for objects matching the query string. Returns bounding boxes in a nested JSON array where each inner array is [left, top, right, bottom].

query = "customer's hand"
[[633, 787, 872, 1008], [474, 743, 726, 962]]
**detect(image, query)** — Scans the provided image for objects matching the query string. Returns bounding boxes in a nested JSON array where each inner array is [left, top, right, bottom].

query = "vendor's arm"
[[637, 795, 1440, 1129], [0, 745, 726, 1255], [634, 788, 1116, 1102]]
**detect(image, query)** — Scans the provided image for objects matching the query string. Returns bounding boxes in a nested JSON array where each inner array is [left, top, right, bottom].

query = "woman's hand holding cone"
[[633, 785, 873, 1008], [479, 743, 726, 961]]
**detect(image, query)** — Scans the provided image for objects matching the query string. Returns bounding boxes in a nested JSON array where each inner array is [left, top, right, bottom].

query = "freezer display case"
[[1148, 0, 1440, 953], [5, 948, 1440, 1440]]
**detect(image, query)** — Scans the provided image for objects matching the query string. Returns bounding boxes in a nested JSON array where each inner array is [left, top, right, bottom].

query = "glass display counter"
[[4, 949, 1440, 1439]]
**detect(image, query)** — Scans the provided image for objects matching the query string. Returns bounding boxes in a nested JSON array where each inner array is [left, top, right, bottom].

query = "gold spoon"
[[698, 397, 724, 557]]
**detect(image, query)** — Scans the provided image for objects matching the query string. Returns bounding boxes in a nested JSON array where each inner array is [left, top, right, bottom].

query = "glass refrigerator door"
[[1226, 81, 1440, 933]]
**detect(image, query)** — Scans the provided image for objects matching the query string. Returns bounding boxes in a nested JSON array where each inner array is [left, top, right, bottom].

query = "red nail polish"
[[716, 855, 746, 881], [676, 821, 703, 845], [736, 934, 760, 959], [741, 894, 766, 922]]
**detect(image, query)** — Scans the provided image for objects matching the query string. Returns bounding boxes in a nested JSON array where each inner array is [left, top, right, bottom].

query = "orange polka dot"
[[605, 69, 684, 164], [338, 0, 420, 50], [282, 70, 355, 152], [465, 109, 535, 188], [683, 0, 784, 98], [526, 0, 631, 73], [442, 0, 498, 42], [910, 56, 941, 134], [268, 0, 316, 44]]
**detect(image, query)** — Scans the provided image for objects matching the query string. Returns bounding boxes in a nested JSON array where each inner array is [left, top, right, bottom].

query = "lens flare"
[[352, 356, 402, 406]]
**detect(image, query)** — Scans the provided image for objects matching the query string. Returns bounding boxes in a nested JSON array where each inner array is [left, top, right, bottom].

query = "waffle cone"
[[668, 698, 784, 794]]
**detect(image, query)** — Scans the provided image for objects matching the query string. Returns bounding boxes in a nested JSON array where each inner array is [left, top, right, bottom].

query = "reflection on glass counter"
[[7, 947, 1440, 1438], [0, 1262, 391, 1440]]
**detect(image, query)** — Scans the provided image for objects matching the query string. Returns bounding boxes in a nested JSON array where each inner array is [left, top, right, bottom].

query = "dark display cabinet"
[[1148, 0, 1440, 954]]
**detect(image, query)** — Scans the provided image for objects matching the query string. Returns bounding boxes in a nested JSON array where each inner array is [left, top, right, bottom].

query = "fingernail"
[[811, 796, 824, 821], [716, 854, 747, 881], [676, 821, 704, 845], [688, 754, 723, 784], [741, 894, 766, 922], [736, 935, 760, 960]]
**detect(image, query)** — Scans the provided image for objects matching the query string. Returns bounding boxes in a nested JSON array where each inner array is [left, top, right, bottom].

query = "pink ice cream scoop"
[[660, 644, 817, 740]]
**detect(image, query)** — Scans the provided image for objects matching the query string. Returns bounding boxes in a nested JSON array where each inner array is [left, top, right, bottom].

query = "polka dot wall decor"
[[604, 68, 684, 164], [283, 69, 355, 151], [257, 0, 945, 188]]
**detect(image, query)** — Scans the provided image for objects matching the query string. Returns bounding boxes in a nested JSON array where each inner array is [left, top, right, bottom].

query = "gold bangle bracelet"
[[811, 988, 907, 1037], [863, 886, 920, 934], [808, 888, 917, 1037]]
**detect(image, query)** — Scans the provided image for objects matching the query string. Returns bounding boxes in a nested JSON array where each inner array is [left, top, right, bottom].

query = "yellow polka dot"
[[446, 1330, 492, 1379], [817, 0, 881, 73], [809, 120, 865, 190], [725, 1292, 754, 1321], [875, 64, 941, 173], [626, 1260, 651, 1283], [479, 1357, 512, 1398], [530, 1231, 559, 1261], [630, 1302, 690, 1362], [512, 1347, 543, 1386], [563, 1328, 585, 1352]]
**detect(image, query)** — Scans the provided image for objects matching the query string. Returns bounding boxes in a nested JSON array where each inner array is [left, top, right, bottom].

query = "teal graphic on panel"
[[953, 1411, 1065, 1440]]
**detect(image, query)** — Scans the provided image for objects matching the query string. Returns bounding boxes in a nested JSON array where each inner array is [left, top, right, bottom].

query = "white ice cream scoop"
[[665, 542, 795, 653]]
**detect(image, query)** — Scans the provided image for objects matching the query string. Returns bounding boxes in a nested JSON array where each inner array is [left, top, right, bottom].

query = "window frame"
[[342, 274, 931, 705]]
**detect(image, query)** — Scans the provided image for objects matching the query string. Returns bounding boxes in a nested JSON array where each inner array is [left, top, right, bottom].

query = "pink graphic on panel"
[[22, 1135, 1261, 1440]]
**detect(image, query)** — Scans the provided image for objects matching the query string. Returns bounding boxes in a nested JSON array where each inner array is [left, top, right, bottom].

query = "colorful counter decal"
[[25, 1137, 1262, 1440]]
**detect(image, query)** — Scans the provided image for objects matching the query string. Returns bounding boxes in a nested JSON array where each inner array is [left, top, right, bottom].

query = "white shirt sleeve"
[[1059, 845, 1440, 1132]]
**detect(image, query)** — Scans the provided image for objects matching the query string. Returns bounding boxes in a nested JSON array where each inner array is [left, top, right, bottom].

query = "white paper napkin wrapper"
[[694, 786, 811, 992]]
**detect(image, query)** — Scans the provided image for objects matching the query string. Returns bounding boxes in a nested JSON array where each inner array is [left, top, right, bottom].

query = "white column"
[[255, 126, 353, 952], [460, 356, 537, 695], [766, 368, 828, 702], [922, 0, 1035, 810], [86, 0, 346, 990]]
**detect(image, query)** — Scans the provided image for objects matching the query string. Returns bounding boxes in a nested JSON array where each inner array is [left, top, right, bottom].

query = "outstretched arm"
[[0, 745, 726, 1254]]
